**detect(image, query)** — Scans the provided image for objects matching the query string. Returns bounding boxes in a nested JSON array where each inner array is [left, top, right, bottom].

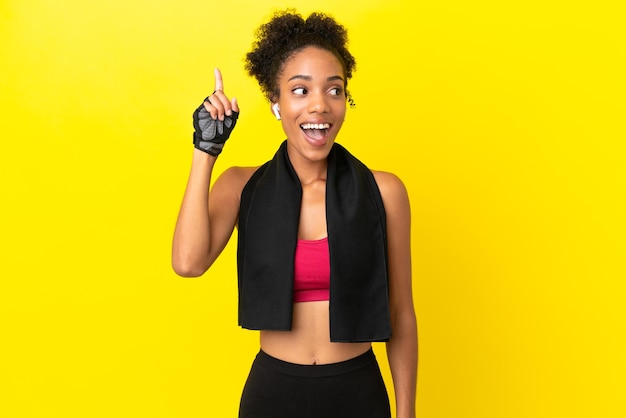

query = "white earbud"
[[272, 103, 281, 120]]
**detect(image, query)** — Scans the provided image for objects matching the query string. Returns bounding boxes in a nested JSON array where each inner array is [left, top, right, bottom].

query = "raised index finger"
[[214, 68, 224, 92]]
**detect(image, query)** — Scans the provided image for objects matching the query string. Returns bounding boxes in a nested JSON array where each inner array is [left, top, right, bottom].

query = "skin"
[[172, 47, 417, 418]]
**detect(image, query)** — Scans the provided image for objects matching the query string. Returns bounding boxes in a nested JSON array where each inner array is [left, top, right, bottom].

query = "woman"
[[172, 10, 417, 418]]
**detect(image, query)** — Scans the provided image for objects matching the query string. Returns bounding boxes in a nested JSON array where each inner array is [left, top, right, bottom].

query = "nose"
[[307, 90, 330, 114]]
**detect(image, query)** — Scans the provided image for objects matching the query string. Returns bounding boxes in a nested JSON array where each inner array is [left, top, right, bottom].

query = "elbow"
[[171, 255, 209, 278], [172, 265, 203, 278], [390, 308, 418, 337]]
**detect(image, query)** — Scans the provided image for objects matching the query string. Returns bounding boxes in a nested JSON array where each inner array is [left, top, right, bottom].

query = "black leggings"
[[239, 348, 391, 418]]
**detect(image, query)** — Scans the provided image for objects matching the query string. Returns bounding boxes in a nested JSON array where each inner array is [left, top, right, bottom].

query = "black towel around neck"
[[237, 140, 391, 342]]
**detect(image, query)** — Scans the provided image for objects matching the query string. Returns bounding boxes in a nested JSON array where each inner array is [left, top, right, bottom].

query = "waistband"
[[253, 348, 378, 378]]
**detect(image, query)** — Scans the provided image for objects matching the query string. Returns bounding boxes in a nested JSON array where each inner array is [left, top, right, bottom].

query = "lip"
[[300, 121, 333, 147], [300, 122, 333, 147]]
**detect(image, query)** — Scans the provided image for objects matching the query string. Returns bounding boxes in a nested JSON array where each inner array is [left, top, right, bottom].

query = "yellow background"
[[1, 0, 624, 416]]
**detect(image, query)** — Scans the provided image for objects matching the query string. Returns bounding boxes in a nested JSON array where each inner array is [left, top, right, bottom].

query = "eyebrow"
[[288, 74, 345, 83]]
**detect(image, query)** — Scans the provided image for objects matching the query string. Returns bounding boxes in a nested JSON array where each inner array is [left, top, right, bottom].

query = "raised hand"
[[192, 68, 240, 156]]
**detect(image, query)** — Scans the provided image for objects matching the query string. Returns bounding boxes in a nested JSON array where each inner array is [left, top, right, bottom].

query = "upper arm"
[[205, 166, 256, 267], [373, 171, 415, 321]]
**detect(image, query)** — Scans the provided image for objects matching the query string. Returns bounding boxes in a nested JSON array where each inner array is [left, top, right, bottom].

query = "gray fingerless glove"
[[192, 98, 239, 156]]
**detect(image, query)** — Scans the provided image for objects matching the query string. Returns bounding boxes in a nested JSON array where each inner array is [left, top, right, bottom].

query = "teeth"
[[301, 123, 330, 130]]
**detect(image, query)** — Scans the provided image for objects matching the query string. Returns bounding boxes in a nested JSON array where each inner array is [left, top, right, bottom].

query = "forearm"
[[386, 311, 418, 418], [172, 149, 217, 276]]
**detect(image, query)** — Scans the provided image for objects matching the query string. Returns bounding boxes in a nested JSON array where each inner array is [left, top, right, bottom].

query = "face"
[[275, 46, 347, 164]]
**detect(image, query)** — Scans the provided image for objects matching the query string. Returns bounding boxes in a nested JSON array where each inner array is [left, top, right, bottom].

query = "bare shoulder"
[[208, 166, 260, 218], [212, 166, 259, 196], [371, 170, 410, 209]]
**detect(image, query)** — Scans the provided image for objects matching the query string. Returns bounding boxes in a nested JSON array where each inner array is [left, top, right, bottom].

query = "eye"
[[329, 87, 344, 96], [292, 87, 307, 95]]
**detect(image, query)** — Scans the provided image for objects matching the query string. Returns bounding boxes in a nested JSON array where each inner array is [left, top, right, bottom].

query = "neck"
[[286, 146, 329, 186]]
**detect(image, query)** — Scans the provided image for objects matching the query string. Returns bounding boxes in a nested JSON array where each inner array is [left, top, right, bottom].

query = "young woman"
[[172, 10, 417, 418]]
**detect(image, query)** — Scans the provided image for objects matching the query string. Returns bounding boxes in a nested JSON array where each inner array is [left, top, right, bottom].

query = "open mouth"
[[300, 123, 331, 141]]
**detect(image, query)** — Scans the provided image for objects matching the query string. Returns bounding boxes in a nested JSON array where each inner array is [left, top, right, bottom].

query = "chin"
[[287, 137, 334, 163]]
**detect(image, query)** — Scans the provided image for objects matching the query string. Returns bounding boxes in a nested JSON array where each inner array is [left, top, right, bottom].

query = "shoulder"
[[218, 165, 259, 184], [212, 166, 260, 199], [371, 170, 410, 206], [371, 170, 411, 227]]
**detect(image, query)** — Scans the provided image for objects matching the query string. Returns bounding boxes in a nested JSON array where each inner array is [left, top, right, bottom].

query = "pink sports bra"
[[293, 237, 330, 303]]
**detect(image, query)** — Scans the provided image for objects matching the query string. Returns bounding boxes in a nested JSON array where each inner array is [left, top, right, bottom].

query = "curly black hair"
[[245, 9, 356, 104]]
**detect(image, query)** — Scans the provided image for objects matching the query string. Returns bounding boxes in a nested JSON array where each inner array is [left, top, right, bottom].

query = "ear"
[[271, 103, 281, 120]]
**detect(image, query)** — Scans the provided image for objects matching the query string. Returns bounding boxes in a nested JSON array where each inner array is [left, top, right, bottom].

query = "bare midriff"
[[260, 300, 372, 365]]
